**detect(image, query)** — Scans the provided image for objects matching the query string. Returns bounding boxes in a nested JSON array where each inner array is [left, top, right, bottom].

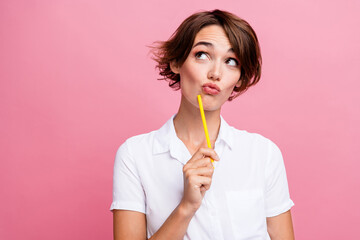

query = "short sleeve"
[[264, 140, 294, 217], [110, 140, 146, 213]]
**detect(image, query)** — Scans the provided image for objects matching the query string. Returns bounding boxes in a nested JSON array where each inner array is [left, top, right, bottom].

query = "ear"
[[235, 79, 241, 88], [170, 61, 180, 74]]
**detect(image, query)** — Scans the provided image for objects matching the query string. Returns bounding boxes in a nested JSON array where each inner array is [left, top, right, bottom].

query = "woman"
[[111, 9, 295, 240]]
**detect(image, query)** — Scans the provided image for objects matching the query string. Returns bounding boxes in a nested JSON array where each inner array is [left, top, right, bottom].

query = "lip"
[[202, 83, 221, 95]]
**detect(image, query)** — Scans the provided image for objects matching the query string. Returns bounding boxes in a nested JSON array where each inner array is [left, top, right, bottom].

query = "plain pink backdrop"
[[1, 0, 359, 239]]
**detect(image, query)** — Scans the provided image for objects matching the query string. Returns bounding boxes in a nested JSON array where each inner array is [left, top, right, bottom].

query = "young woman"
[[111, 9, 295, 240]]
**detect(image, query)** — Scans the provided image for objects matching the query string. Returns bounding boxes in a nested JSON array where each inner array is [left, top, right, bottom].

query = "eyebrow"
[[192, 41, 234, 53]]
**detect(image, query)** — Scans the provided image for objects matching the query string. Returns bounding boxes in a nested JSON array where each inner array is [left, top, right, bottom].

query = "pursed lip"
[[202, 83, 221, 93]]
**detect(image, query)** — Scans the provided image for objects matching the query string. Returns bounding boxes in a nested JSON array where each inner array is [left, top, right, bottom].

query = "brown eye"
[[226, 58, 239, 66], [195, 52, 208, 60]]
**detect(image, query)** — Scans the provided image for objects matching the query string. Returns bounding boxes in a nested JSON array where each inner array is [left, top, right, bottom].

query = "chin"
[[202, 95, 227, 107], [201, 102, 222, 112]]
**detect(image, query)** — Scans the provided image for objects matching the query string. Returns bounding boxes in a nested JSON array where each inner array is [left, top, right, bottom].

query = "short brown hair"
[[151, 9, 262, 100]]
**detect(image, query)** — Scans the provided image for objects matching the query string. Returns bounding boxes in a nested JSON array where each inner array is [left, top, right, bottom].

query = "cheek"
[[179, 65, 203, 92], [181, 66, 200, 83], [225, 75, 240, 90], [179, 72, 196, 97], [221, 76, 240, 97]]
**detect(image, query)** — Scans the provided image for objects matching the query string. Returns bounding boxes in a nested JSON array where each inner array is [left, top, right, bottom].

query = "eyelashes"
[[225, 58, 239, 66], [194, 51, 239, 67], [195, 51, 208, 60]]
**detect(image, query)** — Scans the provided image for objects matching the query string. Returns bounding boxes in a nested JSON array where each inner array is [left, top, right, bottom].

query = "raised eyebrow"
[[192, 41, 235, 53], [192, 41, 213, 49]]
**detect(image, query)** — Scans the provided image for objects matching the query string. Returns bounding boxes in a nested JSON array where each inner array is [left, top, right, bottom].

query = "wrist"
[[178, 201, 198, 218]]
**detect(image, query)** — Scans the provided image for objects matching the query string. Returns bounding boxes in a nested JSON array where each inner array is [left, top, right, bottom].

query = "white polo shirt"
[[110, 115, 294, 240]]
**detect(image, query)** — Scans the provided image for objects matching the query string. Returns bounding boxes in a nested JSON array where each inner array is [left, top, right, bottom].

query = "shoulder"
[[112, 131, 158, 173], [230, 127, 278, 150], [125, 130, 156, 147], [117, 115, 175, 155], [116, 115, 173, 156], [229, 127, 285, 171], [226, 126, 283, 166], [116, 130, 157, 157]]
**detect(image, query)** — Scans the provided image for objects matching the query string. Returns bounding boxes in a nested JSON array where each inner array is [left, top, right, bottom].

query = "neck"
[[173, 95, 221, 147]]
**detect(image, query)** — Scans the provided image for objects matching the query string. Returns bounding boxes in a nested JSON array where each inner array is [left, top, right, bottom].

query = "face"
[[171, 24, 241, 111]]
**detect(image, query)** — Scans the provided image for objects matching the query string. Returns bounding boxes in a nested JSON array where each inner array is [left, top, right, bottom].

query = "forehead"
[[193, 25, 232, 49]]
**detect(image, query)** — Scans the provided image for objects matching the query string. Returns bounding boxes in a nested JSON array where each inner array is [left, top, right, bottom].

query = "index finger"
[[190, 147, 220, 163]]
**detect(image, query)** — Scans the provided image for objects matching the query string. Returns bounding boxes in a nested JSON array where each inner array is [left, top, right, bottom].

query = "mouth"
[[202, 83, 220, 95]]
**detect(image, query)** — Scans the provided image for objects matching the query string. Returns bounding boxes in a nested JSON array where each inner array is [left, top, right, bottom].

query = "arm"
[[264, 140, 295, 239], [266, 210, 295, 240], [112, 148, 219, 240], [113, 203, 194, 240], [113, 210, 147, 240]]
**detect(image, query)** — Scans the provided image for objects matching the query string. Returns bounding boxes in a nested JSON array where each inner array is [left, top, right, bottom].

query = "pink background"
[[1, 0, 359, 239]]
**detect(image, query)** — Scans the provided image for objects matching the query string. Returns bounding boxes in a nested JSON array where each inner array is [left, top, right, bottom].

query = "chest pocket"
[[225, 189, 267, 240]]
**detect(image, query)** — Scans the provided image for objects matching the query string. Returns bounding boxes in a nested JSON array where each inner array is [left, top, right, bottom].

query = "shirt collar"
[[216, 115, 234, 150], [153, 114, 234, 156]]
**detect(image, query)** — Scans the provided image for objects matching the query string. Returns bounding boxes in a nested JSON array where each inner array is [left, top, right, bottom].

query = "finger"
[[187, 147, 220, 164], [184, 157, 213, 170], [185, 166, 214, 178], [197, 147, 220, 161], [200, 185, 208, 192], [187, 175, 212, 190]]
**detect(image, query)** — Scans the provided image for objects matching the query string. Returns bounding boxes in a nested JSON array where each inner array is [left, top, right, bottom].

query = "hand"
[[180, 147, 220, 214]]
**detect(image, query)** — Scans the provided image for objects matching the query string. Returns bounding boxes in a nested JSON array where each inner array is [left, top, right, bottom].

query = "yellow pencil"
[[197, 95, 214, 164]]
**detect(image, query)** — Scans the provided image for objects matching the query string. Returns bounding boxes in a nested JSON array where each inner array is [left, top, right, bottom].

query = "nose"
[[207, 60, 222, 81]]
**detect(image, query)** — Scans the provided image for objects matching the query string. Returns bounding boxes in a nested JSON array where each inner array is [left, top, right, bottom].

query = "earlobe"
[[170, 61, 179, 74], [235, 80, 241, 88]]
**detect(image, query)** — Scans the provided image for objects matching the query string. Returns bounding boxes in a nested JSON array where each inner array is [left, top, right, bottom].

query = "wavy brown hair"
[[151, 9, 262, 100]]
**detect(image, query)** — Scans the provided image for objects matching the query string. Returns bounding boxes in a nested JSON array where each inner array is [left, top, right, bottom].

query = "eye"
[[226, 58, 239, 67], [195, 51, 208, 60]]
